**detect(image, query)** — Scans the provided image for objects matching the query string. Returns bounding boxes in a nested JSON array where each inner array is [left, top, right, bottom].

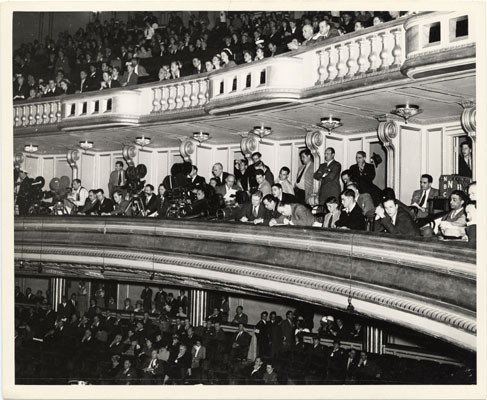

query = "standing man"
[[71, 179, 89, 210], [108, 161, 126, 198], [294, 149, 314, 205], [314, 147, 342, 205], [349, 151, 381, 205], [410, 174, 439, 220], [458, 140, 473, 178], [211, 163, 229, 186], [188, 165, 206, 188]]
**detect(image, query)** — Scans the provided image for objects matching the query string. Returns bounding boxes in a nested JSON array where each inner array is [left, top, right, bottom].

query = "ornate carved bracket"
[[122, 145, 137, 167], [376, 114, 399, 189], [66, 149, 81, 181], [179, 138, 198, 163], [240, 134, 260, 162], [305, 128, 325, 206]]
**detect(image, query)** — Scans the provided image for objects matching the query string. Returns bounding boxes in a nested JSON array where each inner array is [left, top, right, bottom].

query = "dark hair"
[[280, 166, 290, 174], [263, 194, 277, 204], [96, 189, 104, 195], [421, 174, 433, 183], [145, 184, 154, 191], [450, 190, 468, 204], [115, 161, 123, 167], [326, 147, 335, 155], [356, 151, 366, 158], [341, 169, 351, 178], [252, 190, 264, 199], [271, 183, 282, 190], [341, 189, 355, 199], [192, 165, 198, 172], [255, 169, 265, 177], [460, 141, 472, 149], [381, 187, 396, 200], [251, 152, 262, 159], [299, 149, 312, 158], [382, 196, 398, 206], [325, 196, 339, 205], [72, 179, 81, 185], [240, 158, 248, 166], [113, 190, 123, 197]]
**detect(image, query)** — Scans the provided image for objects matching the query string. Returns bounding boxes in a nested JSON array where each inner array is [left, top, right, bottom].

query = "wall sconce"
[[192, 131, 210, 145], [319, 115, 342, 134], [251, 124, 272, 139], [391, 103, 422, 124], [24, 144, 38, 153], [135, 136, 151, 147], [79, 140, 94, 151]]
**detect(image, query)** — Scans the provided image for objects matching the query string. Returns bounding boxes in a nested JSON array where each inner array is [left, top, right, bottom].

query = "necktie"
[[327, 214, 333, 228], [118, 171, 122, 185], [253, 206, 258, 217], [296, 165, 306, 183], [419, 191, 426, 207], [467, 157, 471, 169]]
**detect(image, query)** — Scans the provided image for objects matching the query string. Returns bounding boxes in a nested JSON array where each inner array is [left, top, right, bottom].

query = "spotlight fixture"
[[192, 131, 210, 144], [24, 144, 38, 153], [319, 115, 342, 134], [251, 124, 272, 139], [135, 135, 151, 147], [390, 103, 422, 124], [150, 271, 155, 280], [79, 140, 94, 150]]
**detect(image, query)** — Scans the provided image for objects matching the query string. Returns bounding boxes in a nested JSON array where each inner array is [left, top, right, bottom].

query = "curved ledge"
[[14, 216, 476, 351]]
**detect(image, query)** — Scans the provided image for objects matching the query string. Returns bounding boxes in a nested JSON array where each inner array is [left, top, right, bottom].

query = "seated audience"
[[239, 191, 266, 223], [276, 201, 316, 226], [410, 174, 439, 219], [438, 190, 468, 239], [375, 197, 420, 236], [322, 196, 341, 228], [335, 189, 365, 230]]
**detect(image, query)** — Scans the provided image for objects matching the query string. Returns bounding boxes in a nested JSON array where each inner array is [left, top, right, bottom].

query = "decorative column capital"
[[179, 138, 198, 163], [460, 100, 476, 139], [240, 134, 260, 160], [305, 128, 325, 153], [122, 145, 137, 167], [67, 149, 81, 181], [375, 114, 399, 147], [14, 152, 25, 168], [305, 128, 325, 206]]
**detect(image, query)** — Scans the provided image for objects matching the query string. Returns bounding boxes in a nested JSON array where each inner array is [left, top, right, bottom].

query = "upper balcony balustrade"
[[14, 216, 476, 351], [12, 11, 475, 134]]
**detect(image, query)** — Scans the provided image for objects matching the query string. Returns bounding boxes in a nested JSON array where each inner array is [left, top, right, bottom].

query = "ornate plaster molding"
[[179, 138, 198, 163]]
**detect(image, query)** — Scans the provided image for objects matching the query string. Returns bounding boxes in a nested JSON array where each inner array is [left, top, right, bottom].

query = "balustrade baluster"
[[27, 105, 35, 126], [198, 79, 207, 106], [182, 83, 191, 108], [368, 35, 381, 71], [356, 38, 371, 74], [346, 41, 360, 78], [316, 49, 330, 85], [14, 106, 20, 127], [34, 104, 42, 125], [190, 81, 198, 107], [336, 45, 349, 79], [175, 85, 183, 109], [167, 86, 176, 110], [392, 29, 404, 67], [41, 103, 48, 124], [55, 101, 62, 122], [379, 31, 393, 70], [151, 87, 160, 113], [21, 106, 28, 127], [160, 87, 168, 111], [326, 47, 339, 82]]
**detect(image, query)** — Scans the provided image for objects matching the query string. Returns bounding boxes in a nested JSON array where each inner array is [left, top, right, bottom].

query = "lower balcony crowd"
[[15, 285, 474, 385], [15, 146, 477, 245], [12, 11, 407, 101]]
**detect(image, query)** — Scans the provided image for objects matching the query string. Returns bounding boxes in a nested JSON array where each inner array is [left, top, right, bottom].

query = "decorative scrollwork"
[[179, 138, 197, 162], [240, 135, 259, 159], [123, 145, 137, 167]]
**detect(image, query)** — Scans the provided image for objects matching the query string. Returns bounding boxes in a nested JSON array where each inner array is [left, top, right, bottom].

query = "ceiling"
[[14, 71, 475, 155]]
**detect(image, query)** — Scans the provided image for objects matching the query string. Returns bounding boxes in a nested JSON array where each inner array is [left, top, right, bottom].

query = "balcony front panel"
[[14, 216, 476, 350]]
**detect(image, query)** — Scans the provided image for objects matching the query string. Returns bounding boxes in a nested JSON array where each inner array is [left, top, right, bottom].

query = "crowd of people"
[[13, 11, 408, 101], [15, 144, 477, 244], [15, 284, 473, 385]]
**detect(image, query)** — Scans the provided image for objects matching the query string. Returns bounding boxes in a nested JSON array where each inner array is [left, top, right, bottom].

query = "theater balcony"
[[14, 216, 476, 351], [12, 11, 476, 136]]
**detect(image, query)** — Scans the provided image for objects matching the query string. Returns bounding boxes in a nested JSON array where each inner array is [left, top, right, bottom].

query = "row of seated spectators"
[[15, 286, 474, 385], [13, 11, 409, 101], [15, 147, 477, 245]]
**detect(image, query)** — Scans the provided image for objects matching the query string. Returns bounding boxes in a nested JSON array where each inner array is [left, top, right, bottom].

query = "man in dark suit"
[[95, 189, 114, 215], [187, 165, 206, 188], [211, 163, 229, 186], [279, 310, 295, 353], [215, 174, 242, 202], [230, 323, 251, 361], [142, 184, 158, 216], [307, 336, 327, 380], [410, 174, 440, 219], [345, 348, 359, 382], [271, 183, 296, 203], [314, 147, 342, 205], [109, 190, 130, 216], [140, 285, 153, 312], [458, 140, 473, 178], [327, 340, 346, 383], [349, 151, 382, 205], [247, 152, 274, 191], [108, 161, 126, 198], [375, 197, 420, 236], [44, 79, 63, 97], [57, 296, 74, 321], [87, 64, 101, 92], [335, 189, 365, 230], [255, 311, 270, 358], [121, 63, 138, 87], [262, 195, 284, 226], [247, 357, 265, 384], [239, 191, 267, 223], [77, 70, 90, 93], [276, 202, 316, 226]]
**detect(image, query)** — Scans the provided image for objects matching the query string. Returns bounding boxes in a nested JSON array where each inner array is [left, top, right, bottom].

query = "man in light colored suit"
[[314, 147, 342, 206], [410, 174, 440, 219], [132, 57, 149, 77], [255, 169, 272, 197], [108, 161, 126, 198], [294, 149, 314, 205], [190, 339, 206, 383]]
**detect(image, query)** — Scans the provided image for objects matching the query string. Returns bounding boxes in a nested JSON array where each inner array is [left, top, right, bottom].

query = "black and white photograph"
[[1, 1, 485, 399]]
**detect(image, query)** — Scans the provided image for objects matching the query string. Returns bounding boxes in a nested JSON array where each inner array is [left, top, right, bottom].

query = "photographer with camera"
[[142, 184, 158, 216]]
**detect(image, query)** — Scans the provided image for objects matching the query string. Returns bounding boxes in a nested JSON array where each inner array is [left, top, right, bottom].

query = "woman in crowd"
[[220, 48, 237, 68], [169, 60, 182, 79], [212, 54, 222, 70], [243, 50, 254, 64], [158, 65, 171, 81]]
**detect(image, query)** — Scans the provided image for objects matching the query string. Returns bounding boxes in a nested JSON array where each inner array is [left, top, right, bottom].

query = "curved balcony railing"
[[14, 216, 476, 351], [12, 11, 475, 132]]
